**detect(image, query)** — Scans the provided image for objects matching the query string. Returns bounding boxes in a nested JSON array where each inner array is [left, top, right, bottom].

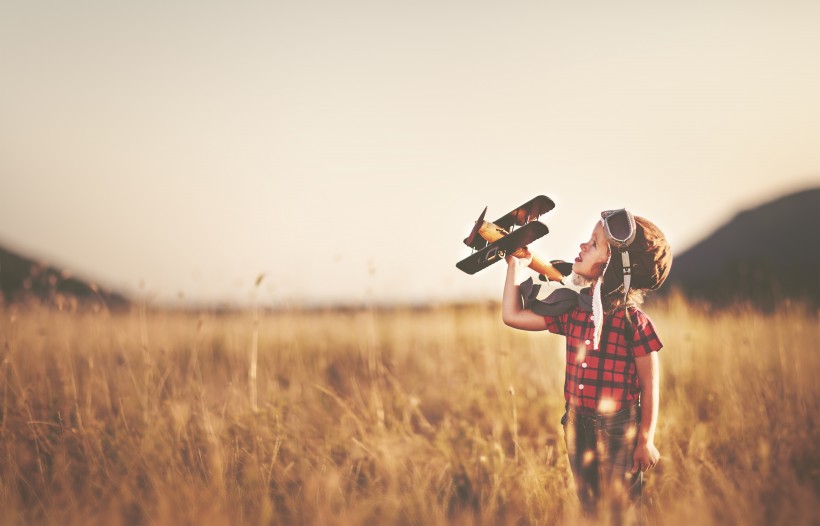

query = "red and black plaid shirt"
[[543, 305, 662, 413]]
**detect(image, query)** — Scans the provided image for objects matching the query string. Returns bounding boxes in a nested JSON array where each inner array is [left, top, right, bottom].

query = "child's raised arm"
[[502, 251, 550, 331]]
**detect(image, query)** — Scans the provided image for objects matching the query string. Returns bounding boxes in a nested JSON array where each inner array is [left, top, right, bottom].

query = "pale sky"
[[1, 0, 819, 306]]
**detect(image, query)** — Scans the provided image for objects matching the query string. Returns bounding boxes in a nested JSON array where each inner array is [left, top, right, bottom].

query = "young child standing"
[[501, 209, 672, 522]]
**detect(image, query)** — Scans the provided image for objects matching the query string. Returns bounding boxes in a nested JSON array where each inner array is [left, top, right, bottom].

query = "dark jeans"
[[561, 403, 642, 523]]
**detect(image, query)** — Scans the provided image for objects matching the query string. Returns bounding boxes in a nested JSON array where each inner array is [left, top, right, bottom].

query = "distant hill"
[[0, 244, 129, 311], [665, 187, 820, 306]]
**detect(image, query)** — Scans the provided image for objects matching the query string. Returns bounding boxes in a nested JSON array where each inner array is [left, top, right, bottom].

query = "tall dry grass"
[[0, 296, 818, 525]]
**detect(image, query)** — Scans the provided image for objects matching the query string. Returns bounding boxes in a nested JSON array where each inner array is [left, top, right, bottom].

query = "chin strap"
[[619, 246, 631, 304], [592, 253, 611, 351]]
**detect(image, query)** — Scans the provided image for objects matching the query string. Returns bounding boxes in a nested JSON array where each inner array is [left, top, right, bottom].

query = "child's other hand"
[[631, 441, 660, 473]]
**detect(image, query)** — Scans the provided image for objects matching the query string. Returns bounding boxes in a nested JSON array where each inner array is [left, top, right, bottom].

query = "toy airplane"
[[456, 195, 572, 281]]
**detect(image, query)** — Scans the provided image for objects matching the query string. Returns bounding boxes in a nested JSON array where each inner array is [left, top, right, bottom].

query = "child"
[[501, 209, 672, 522]]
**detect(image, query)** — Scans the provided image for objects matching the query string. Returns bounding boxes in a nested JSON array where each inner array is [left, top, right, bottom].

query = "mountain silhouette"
[[0, 243, 129, 311], [665, 187, 820, 306]]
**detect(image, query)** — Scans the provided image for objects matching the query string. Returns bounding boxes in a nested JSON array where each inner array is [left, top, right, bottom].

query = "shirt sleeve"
[[542, 312, 567, 336], [629, 309, 663, 357]]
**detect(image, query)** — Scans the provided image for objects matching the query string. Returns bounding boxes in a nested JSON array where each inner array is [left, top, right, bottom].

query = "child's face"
[[572, 222, 611, 280]]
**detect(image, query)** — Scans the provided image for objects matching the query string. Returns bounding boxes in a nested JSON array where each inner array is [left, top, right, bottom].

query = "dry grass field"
[[1, 295, 818, 525]]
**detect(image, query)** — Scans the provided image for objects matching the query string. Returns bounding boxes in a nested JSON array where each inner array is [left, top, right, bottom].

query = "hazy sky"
[[2, 0, 819, 306]]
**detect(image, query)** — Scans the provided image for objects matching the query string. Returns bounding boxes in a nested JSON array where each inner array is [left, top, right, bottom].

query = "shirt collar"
[[520, 277, 593, 315]]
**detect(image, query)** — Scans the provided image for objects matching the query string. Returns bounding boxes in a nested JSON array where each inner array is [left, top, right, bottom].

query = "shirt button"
[[581, 362, 588, 368], [578, 384, 585, 390], [585, 339, 591, 345]]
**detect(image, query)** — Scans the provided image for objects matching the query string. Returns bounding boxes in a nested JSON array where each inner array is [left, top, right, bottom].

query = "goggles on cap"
[[600, 209, 637, 303]]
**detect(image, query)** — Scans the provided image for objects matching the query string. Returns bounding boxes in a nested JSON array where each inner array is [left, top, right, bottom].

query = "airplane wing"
[[492, 195, 555, 233], [462, 195, 555, 251], [456, 222, 549, 274]]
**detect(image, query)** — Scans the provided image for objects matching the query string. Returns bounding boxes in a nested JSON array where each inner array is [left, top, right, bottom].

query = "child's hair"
[[600, 216, 672, 313]]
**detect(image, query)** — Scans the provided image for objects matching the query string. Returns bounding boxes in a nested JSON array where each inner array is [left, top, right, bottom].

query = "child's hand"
[[505, 248, 533, 267], [631, 441, 660, 473]]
